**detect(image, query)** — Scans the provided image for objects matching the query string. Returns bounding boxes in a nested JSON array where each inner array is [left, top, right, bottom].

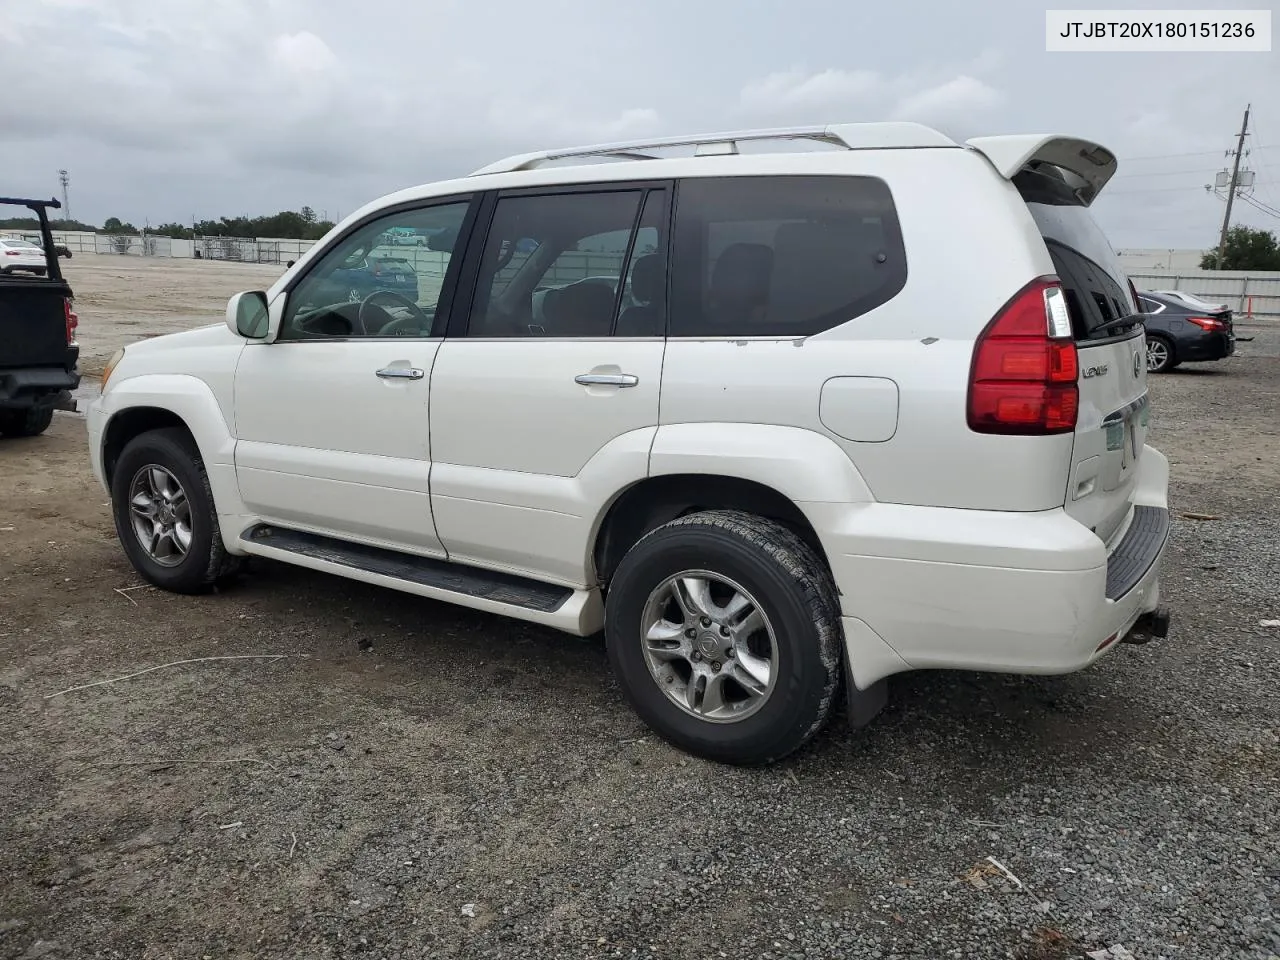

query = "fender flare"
[[99, 374, 247, 520], [648, 422, 874, 505]]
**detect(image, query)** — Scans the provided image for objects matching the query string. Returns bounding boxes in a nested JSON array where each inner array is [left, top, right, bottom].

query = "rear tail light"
[[4, 250, 21, 256], [967, 277, 1079, 435], [64, 297, 78, 346], [1186, 316, 1226, 332]]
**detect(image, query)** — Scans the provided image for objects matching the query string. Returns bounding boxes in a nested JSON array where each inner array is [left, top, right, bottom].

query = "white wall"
[[1129, 269, 1280, 318]]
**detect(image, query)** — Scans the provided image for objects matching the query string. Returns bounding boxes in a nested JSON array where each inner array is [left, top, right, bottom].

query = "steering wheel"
[[357, 290, 431, 336]]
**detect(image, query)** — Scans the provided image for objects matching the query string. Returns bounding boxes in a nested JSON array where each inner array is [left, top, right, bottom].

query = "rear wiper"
[[1087, 314, 1144, 339]]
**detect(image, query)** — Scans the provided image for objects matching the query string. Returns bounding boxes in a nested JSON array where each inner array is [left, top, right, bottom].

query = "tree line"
[[0, 207, 335, 241], [1200, 225, 1280, 270]]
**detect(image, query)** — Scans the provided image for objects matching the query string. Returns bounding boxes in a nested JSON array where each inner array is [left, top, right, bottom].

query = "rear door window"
[[669, 175, 906, 337]]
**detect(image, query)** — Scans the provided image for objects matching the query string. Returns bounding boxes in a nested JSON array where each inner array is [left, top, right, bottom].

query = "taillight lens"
[[64, 297, 78, 346], [4, 250, 21, 256], [1186, 316, 1226, 332], [968, 277, 1079, 435]]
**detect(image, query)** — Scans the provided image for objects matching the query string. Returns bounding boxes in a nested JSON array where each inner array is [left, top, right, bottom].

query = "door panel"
[[429, 341, 663, 580], [429, 184, 670, 583], [234, 340, 444, 553], [231, 197, 476, 556]]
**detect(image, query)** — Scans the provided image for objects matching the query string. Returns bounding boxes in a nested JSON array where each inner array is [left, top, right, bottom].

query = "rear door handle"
[[376, 367, 425, 380], [575, 373, 639, 387]]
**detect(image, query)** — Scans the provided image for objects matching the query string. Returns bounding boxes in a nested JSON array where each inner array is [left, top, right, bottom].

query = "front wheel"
[[110, 428, 242, 593], [0, 405, 54, 438], [605, 510, 843, 765]]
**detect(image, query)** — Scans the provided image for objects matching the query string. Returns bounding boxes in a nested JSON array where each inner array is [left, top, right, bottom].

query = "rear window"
[[669, 175, 906, 337], [1015, 168, 1138, 341]]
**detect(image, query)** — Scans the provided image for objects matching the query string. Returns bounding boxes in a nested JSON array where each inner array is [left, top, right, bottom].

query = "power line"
[[1240, 190, 1280, 217], [1107, 184, 1220, 195], [1111, 167, 1215, 180], [1117, 149, 1224, 162], [1239, 194, 1280, 220], [1242, 119, 1280, 210]]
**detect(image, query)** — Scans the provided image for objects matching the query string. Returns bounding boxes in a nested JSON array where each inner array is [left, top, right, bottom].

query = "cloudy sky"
[[4, 0, 1278, 250]]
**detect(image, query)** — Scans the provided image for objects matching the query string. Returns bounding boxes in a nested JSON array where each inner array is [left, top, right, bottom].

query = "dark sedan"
[[1137, 290, 1235, 373], [324, 256, 419, 304]]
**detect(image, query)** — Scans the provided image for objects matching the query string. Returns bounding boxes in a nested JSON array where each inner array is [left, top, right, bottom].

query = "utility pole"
[[1215, 103, 1250, 268], [57, 169, 70, 223]]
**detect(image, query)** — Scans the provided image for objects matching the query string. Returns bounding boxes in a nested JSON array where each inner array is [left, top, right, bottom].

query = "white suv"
[[88, 122, 1171, 765]]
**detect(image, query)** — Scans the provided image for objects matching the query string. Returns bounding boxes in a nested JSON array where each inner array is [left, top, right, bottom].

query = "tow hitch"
[[1122, 606, 1172, 645]]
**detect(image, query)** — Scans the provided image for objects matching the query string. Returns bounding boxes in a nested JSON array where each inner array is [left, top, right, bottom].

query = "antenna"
[[57, 169, 70, 223]]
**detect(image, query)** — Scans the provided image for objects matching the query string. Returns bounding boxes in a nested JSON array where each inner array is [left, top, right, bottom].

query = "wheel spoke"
[[148, 527, 164, 556], [149, 468, 171, 499], [721, 591, 752, 624], [732, 607, 765, 641], [130, 492, 157, 517], [684, 672, 707, 712], [172, 522, 193, 553], [644, 620, 687, 662], [700, 672, 729, 715], [677, 577, 715, 621], [731, 650, 771, 697]]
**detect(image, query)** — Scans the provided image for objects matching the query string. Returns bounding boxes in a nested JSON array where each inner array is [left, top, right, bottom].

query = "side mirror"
[[226, 291, 269, 339]]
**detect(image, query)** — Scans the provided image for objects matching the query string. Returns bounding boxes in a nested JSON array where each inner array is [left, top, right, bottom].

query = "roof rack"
[[469, 122, 956, 176]]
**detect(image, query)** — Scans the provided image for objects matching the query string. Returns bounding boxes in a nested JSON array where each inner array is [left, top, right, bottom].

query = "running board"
[[240, 524, 573, 613]]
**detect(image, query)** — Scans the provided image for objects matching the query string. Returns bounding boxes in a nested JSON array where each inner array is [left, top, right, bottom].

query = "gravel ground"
[[1, 321, 1277, 959]]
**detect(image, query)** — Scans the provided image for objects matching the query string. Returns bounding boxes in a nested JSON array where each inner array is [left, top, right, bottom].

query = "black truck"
[[0, 196, 80, 437]]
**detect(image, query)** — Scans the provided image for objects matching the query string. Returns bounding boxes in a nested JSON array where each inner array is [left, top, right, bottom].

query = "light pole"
[[57, 169, 70, 223]]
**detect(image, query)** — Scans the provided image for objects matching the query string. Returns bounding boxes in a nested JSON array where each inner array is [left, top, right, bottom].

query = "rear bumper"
[[808, 446, 1171, 689], [1180, 332, 1234, 362], [0, 367, 80, 410]]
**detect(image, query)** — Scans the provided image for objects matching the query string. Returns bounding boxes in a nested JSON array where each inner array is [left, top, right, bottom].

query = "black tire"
[[605, 510, 843, 765], [110, 427, 242, 593], [1146, 334, 1177, 373], [0, 405, 54, 438]]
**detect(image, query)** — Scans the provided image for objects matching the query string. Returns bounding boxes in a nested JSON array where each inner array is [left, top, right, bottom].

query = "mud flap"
[[842, 654, 888, 730]]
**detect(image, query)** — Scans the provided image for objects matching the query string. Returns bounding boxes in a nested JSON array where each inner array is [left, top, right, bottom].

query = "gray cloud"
[[4, 0, 1277, 250]]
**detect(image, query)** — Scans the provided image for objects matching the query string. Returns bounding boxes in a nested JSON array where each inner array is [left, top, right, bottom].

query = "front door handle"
[[376, 367, 425, 380], [575, 373, 639, 387]]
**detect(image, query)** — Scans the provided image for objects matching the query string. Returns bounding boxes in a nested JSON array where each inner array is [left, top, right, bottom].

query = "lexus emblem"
[[1133, 350, 1142, 377]]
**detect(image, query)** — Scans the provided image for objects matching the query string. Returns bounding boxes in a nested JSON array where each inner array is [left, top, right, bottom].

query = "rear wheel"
[[0, 405, 54, 438], [1146, 335, 1176, 373], [605, 510, 842, 765], [110, 428, 242, 593]]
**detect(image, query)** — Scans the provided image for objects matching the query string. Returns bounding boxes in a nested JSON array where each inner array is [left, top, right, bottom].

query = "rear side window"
[[1016, 168, 1138, 341], [669, 175, 906, 337]]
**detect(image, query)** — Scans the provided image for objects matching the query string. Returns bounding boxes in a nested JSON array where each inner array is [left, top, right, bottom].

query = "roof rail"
[[469, 122, 956, 176]]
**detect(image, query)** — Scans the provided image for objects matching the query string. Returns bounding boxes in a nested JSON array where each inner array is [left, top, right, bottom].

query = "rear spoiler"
[[964, 136, 1117, 206], [0, 195, 64, 281]]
